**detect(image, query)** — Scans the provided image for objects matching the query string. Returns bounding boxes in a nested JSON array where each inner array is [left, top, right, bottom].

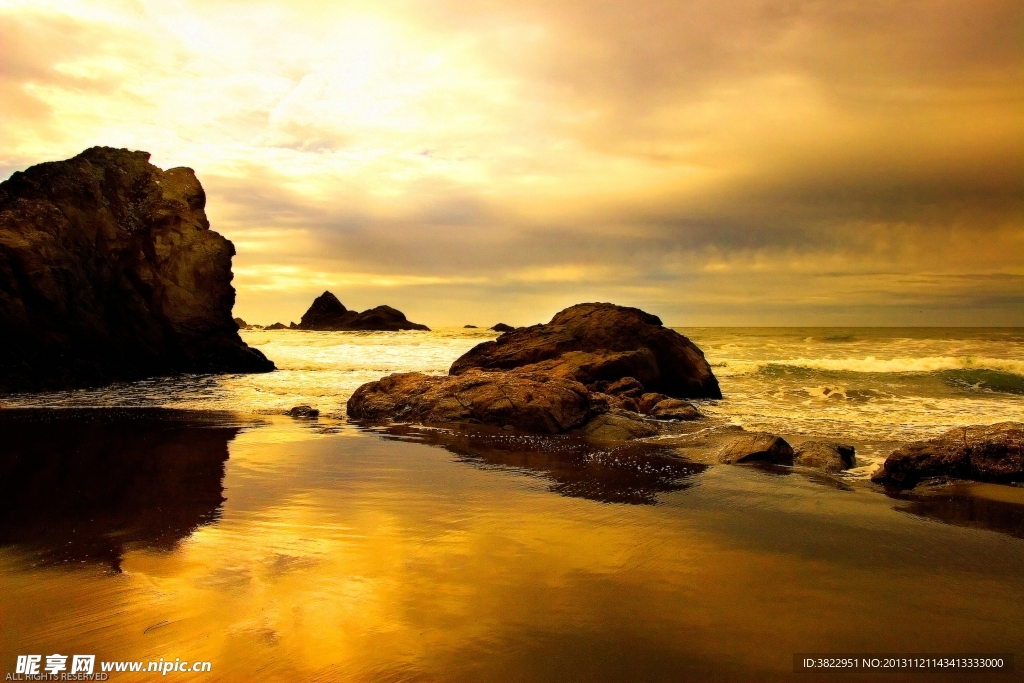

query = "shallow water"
[[2, 329, 1023, 681], [2, 410, 1023, 681]]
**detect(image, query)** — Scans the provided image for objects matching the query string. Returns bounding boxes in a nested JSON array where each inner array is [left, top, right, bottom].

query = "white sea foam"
[[717, 356, 1024, 377]]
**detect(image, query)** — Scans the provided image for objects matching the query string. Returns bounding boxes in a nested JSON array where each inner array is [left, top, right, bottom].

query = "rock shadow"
[[0, 408, 252, 571], [887, 483, 1024, 540], [370, 423, 708, 505]]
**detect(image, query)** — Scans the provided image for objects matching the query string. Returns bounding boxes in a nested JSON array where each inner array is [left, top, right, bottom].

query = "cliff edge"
[[0, 147, 274, 392]]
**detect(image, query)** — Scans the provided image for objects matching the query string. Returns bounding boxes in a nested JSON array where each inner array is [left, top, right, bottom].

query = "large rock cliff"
[[0, 147, 274, 392]]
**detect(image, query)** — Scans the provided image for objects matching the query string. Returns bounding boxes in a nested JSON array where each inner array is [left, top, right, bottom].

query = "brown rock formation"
[[0, 147, 274, 392], [294, 291, 429, 331], [491, 323, 516, 333], [794, 441, 856, 472], [649, 398, 701, 421], [871, 423, 1024, 488], [450, 303, 721, 399], [347, 369, 604, 434], [638, 392, 670, 414], [717, 434, 794, 464], [579, 410, 659, 443]]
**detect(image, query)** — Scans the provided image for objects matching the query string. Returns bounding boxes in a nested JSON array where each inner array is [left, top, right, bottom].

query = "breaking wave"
[[715, 356, 1024, 378]]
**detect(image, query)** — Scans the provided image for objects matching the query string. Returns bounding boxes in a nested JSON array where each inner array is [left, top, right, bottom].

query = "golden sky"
[[2, 0, 1022, 325]]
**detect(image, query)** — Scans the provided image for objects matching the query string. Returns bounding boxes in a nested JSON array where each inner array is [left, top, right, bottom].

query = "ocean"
[[2, 328, 1023, 681], [5, 327, 1022, 469]]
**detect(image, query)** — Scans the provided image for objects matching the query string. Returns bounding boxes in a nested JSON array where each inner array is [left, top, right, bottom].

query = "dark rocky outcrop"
[[294, 291, 429, 331], [717, 434, 794, 464], [347, 302, 719, 441], [451, 303, 721, 399], [794, 441, 856, 472], [287, 405, 319, 418], [464, 325, 478, 329], [0, 147, 274, 392], [871, 423, 1024, 488], [234, 317, 252, 330], [347, 369, 603, 434], [266, 322, 288, 330], [491, 323, 516, 333]]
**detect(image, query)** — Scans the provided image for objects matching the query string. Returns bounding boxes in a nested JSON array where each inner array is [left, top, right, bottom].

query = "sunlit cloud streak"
[[2, 0, 1021, 325]]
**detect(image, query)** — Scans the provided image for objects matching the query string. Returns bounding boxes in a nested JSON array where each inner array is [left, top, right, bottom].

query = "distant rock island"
[[0, 147, 274, 392], [293, 291, 429, 331]]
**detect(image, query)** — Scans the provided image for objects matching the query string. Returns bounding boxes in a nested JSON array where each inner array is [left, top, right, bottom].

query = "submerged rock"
[[0, 147, 274, 392], [794, 441, 856, 472], [717, 434, 794, 464], [295, 291, 429, 331], [347, 369, 604, 434], [451, 303, 721, 399], [871, 423, 1024, 488], [288, 405, 319, 418]]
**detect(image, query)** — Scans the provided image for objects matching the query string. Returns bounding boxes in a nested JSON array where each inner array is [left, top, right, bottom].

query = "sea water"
[[5, 326, 1022, 445]]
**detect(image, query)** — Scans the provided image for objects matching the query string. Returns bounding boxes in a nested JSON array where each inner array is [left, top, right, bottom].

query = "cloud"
[[1, 0, 1021, 325]]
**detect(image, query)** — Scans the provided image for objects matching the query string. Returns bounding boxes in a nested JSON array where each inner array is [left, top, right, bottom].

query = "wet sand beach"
[[2, 407, 1023, 682]]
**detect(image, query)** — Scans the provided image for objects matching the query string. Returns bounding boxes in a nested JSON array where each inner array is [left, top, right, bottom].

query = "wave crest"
[[716, 356, 1024, 377]]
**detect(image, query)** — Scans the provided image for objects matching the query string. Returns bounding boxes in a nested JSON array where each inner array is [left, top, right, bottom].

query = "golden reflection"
[[3, 411, 1024, 681]]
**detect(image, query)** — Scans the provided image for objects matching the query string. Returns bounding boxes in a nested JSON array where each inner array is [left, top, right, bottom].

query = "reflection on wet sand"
[[373, 424, 708, 505], [889, 482, 1024, 540], [0, 409, 252, 571], [3, 414, 1024, 682]]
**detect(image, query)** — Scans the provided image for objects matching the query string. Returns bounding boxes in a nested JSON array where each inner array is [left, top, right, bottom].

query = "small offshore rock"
[[288, 405, 320, 418], [794, 441, 856, 472], [491, 323, 516, 333], [234, 317, 252, 330], [464, 325, 478, 328], [650, 398, 701, 421], [295, 291, 429, 331], [871, 422, 1024, 488], [718, 434, 794, 465], [266, 322, 288, 330]]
